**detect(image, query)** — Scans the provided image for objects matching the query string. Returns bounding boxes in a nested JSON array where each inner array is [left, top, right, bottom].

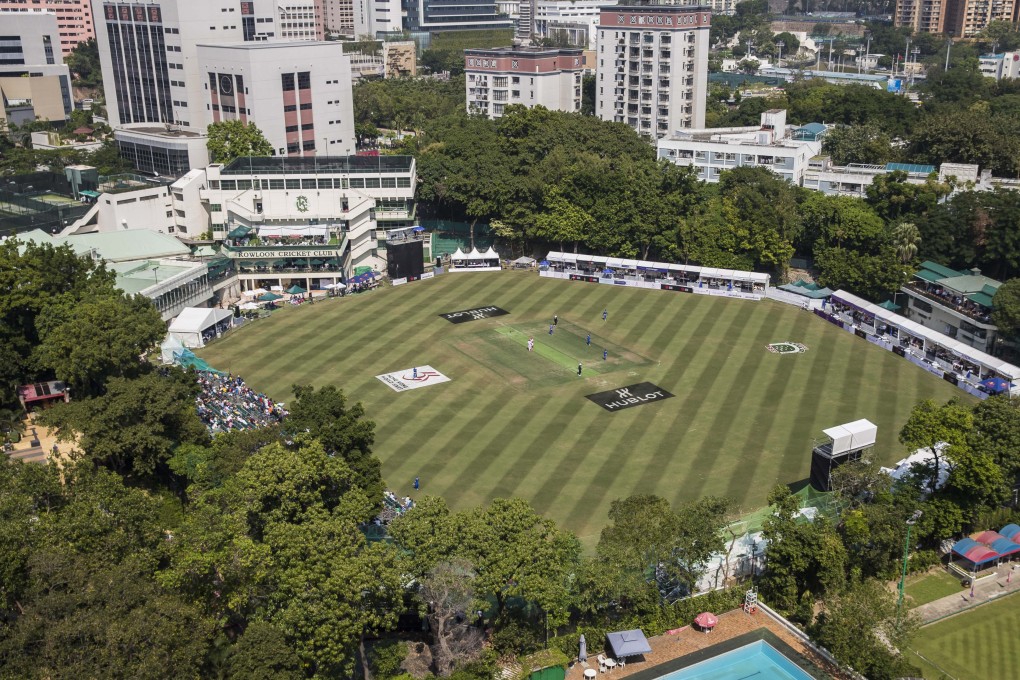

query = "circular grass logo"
[[296, 195, 309, 212], [767, 342, 808, 354]]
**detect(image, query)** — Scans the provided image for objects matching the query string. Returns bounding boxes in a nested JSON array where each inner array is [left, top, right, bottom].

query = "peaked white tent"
[[482, 246, 499, 260], [466, 247, 484, 260], [451, 247, 466, 261], [168, 307, 235, 348]]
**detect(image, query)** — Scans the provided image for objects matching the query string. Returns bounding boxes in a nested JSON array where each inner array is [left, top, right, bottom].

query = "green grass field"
[[909, 593, 1020, 679], [906, 571, 966, 609], [200, 271, 966, 546]]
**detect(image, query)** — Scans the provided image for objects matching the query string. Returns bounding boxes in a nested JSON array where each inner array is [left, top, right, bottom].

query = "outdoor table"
[[604, 658, 617, 671], [584, 669, 597, 679]]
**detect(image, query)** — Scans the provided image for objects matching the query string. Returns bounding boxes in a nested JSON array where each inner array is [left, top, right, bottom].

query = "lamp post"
[[776, 41, 784, 68], [897, 509, 923, 614]]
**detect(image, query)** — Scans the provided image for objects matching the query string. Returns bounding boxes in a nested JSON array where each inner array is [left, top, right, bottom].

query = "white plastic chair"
[[597, 655, 608, 673]]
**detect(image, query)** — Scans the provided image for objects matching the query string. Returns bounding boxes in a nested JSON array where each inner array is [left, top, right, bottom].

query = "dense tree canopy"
[[207, 121, 273, 163]]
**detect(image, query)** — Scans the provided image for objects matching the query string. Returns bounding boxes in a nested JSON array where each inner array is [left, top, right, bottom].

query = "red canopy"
[[694, 612, 718, 628]]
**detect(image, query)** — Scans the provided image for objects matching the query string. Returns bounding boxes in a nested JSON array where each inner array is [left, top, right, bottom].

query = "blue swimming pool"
[[656, 640, 816, 680]]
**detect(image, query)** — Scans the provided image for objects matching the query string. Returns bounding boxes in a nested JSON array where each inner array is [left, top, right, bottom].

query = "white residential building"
[[353, 0, 403, 37], [979, 52, 1020, 81], [595, 4, 711, 139], [534, 0, 601, 49], [656, 110, 826, 185], [93, 0, 352, 165], [196, 41, 355, 157], [0, 11, 73, 124], [465, 46, 585, 119]]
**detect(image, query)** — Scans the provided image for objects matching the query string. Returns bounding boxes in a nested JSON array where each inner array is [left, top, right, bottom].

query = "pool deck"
[[566, 609, 847, 680]]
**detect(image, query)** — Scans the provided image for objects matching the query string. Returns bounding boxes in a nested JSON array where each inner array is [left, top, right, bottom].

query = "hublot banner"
[[439, 306, 510, 324], [660, 283, 693, 293], [587, 382, 675, 412], [569, 274, 600, 283]]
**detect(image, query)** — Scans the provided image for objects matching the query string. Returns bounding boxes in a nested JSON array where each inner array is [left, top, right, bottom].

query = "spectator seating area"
[[951, 525, 1020, 570], [194, 371, 287, 434]]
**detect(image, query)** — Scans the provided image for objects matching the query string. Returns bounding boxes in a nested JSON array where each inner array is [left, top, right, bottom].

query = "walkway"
[[914, 564, 1020, 625]]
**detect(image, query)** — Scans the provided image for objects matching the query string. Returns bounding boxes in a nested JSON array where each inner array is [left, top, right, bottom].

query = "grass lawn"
[[909, 593, 1020, 680], [200, 271, 966, 546], [905, 570, 966, 609]]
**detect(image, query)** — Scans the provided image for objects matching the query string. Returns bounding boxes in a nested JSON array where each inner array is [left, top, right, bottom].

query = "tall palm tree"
[[892, 222, 921, 265]]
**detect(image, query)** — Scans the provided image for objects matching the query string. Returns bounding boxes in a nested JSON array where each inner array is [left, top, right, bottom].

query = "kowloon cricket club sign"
[[587, 382, 674, 412]]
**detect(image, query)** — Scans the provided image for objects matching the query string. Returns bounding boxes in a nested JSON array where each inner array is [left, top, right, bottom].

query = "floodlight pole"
[[897, 510, 923, 614]]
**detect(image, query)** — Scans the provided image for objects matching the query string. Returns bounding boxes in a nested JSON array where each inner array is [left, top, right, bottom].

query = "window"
[[350, 178, 365, 188], [297, 71, 310, 89], [281, 73, 295, 91], [381, 177, 396, 188], [286, 179, 301, 189], [285, 124, 299, 133], [269, 179, 285, 189], [284, 104, 297, 112], [318, 178, 332, 189], [301, 122, 314, 130], [300, 102, 312, 110], [301, 179, 316, 189], [365, 178, 380, 188]]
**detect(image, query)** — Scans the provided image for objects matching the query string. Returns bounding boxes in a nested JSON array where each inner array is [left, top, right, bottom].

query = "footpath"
[[913, 563, 1020, 625]]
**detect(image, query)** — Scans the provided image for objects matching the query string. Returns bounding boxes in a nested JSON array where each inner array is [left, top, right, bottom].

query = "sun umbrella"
[[694, 612, 718, 631], [286, 284, 307, 295], [578, 634, 587, 663], [982, 376, 1012, 394], [257, 292, 283, 302]]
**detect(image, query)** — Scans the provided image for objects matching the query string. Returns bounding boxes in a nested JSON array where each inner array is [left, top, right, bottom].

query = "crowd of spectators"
[[908, 282, 993, 324], [195, 372, 287, 434], [372, 490, 415, 524]]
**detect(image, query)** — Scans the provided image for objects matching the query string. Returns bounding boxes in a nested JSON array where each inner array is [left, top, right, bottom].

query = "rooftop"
[[116, 125, 205, 139], [59, 230, 191, 262], [217, 155, 414, 176], [465, 46, 583, 57], [107, 260, 200, 295], [195, 40, 338, 51]]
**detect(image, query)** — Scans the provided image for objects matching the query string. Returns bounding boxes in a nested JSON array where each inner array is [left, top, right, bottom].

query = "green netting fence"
[[727, 485, 840, 536], [175, 349, 227, 375]]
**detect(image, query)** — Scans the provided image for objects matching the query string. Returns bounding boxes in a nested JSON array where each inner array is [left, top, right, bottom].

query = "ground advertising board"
[[586, 382, 674, 412], [439, 306, 509, 324], [375, 365, 450, 392]]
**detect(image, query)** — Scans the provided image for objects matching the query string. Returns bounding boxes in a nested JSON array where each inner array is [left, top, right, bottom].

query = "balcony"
[[904, 281, 995, 326]]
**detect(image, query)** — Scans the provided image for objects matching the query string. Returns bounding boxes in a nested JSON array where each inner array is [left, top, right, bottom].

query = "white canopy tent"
[[482, 246, 499, 259], [160, 334, 185, 365], [466, 247, 484, 260], [451, 247, 466, 261], [168, 307, 235, 348]]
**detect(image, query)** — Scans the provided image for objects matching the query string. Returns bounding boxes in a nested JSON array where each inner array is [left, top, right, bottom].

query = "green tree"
[[39, 369, 209, 482], [759, 485, 847, 617], [533, 186, 594, 253], [718, 166, 803, 274], [891, 222, 921, 265], [207, 120, 273, 163], [284, 384, 383, 514], [64, 38, 101, 88], [811, 578, 920, 680], [969, 395, 1020, 478], [389, 494, 457, 579], [821, 124, 897, 166], [456, 498, 579, 625], [596, 494, 731, 604], [898, 399, 973, 496], [33, 293, 164, 396], [227, 621, 304, 680]]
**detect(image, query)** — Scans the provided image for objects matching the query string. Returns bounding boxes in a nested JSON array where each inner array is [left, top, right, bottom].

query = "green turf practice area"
[[909, 593, 1020, 679], [200, 271, 966, 545]]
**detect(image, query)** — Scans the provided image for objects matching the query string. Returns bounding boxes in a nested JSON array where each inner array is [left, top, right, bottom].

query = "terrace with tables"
[[541, 252, 769, 298]]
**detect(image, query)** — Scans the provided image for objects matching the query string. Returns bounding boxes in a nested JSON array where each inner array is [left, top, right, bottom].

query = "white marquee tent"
[[168, 307, 235, 348]]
